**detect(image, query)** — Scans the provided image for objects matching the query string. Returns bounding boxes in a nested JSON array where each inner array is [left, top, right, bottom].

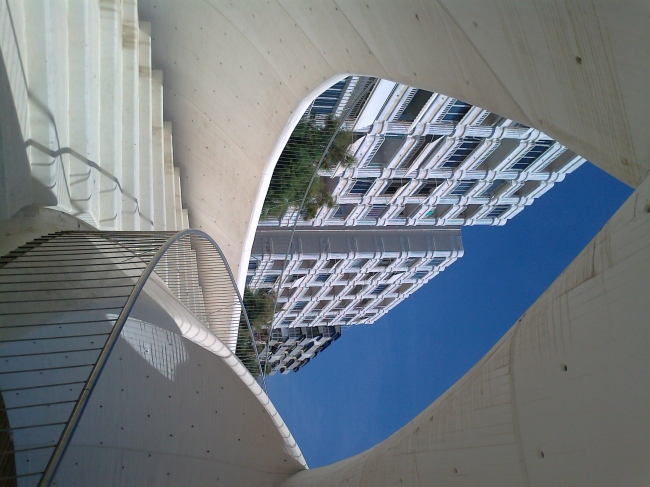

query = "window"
[[299, 259, 315, 269], [349, 180, 373, 195], [332, 204, 355, 219], [368, 135, 406, 168], [285, 274, 302, 283], [293, 301, 308, 311], [350, 258, 368, 269], [376, 258, 395, 268], [398, 89, 433, 122], [428, 257, 445, 267], [315, 273, 330, 283], [371, 284, 388, 295], [381, 180, 405, 196], [404, 257, 419, 268], [281, 319, 293, 326], [481, 180, 506, 198], [263, 275, 279, 284], [416, 180, 442, 196], [324, 259, 340, 269], [487, 205, 510, 218], [511, 141, 554, 171], [310, 79, 346, 115], [449, 181, 474, 196], [248, 260, 258, 271], [365, 204, 388, 219], [441, 138, 481, 168], [441, 99, 472, 122], [413, 271, 428, 279]]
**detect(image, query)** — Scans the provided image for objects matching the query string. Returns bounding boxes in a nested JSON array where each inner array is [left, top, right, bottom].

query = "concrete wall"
[[137, 0, 649, 287], [279, 166, 650, 487], [54, 273, 305, 486]]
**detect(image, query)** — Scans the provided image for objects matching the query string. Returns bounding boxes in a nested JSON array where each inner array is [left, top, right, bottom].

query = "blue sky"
[[266, 162, 633, 468]]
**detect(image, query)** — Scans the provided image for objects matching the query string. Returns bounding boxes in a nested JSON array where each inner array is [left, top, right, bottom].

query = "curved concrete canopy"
[[279, 175, 650, 485], [138, 0, 649, 286], [54, 271, 305, 486]]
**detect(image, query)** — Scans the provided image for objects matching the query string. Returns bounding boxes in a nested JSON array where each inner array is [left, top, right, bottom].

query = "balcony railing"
[[0, 229, 262, 486]]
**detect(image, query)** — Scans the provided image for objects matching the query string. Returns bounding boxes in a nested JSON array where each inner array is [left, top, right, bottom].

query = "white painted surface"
[[53, 273, 305, 487], [279, 174, 650, 486], [136, 0, 649, 288]]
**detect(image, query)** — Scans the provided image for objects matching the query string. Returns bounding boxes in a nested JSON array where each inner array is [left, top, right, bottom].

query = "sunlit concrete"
[[53, 271, 306, 486], [137, 0, 649, 286], [280, 173, 650, 486], [0, 2, 648, 486]]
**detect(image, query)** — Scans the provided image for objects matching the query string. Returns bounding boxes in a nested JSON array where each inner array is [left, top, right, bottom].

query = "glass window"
[[413, 271, 428, 279], [441, 138, 481, 168], [403, 257, 419, 268], [349, 180, 373, 195], [376, 258, 395, 268], [441, 99, 472, 122], [315, 274, 330, 283], [368, 135, 406, 168], [381, 180, 405, 196], [248, 260, 258, 270], [416, 180, 442, 196], [371, 284, 388, 295], [332, 204, 355, 219], [310, 79, 346, 115], [481, 180, 506, 197], [365, 204, 388, 219], [449, 181, 474, 196], [487, 205, 510, 218], [263, 275, 279, 283], [398, 89, 434, 122], [350, 258, 368, 269], [428, 257, 445, 267], [511, 141, 554, 171], [293, 301, 308, 311]]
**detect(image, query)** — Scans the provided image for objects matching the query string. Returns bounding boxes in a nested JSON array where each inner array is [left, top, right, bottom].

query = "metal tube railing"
[[0, 229, 264, 487]]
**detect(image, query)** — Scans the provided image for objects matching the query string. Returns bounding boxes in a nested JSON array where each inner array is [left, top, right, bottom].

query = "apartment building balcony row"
[[261, 326, 342, 375], [247, 227, 463, 330], [260, 78, 584, 230]]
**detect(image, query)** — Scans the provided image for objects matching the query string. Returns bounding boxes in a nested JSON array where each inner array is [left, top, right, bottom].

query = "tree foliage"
[[261, 116, 355, 220], [242, 288, 276, 331]]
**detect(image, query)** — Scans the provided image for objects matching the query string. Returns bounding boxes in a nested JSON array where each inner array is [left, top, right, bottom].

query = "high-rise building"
[[250, 76, 586, 371], [249, 226, 463, 373]]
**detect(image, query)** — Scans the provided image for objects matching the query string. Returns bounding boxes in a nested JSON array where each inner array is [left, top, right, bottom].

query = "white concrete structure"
[[279, 169, 650, 487], [264, 78, 585, 229], [249, 227, 462, 330], [248, 227, 462, 372], [0, 1, 648, 486], [0, 0, 186, 232]]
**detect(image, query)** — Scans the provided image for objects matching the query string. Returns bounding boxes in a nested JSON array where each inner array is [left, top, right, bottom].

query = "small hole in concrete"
[[562, 364, 568, 371], [575, 56, 582, 64], [644, 204, 650, 214], [454, 467, 458, 474], [540, 450, 545, 458]]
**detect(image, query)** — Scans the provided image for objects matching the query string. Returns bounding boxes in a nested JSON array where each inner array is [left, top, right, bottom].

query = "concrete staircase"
[[0, 0, 186, 231]]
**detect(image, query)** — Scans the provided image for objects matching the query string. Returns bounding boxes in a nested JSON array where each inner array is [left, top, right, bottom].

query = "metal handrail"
[[0, 229, 263, 486]]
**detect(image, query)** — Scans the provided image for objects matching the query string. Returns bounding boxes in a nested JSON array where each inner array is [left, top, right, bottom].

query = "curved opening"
[[253, 77, 635, 468]]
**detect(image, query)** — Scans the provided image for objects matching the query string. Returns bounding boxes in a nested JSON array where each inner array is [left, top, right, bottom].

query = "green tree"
[[261, 116, 355, 220]]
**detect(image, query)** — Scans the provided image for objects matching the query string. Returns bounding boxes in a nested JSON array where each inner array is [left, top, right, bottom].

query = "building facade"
[[249, 226, 463, 373], [252, 77, 585, 372], [261, 78, 585, 229]]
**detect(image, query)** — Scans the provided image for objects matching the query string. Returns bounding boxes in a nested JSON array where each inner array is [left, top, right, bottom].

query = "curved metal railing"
[[0, 229, 263, 486]]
